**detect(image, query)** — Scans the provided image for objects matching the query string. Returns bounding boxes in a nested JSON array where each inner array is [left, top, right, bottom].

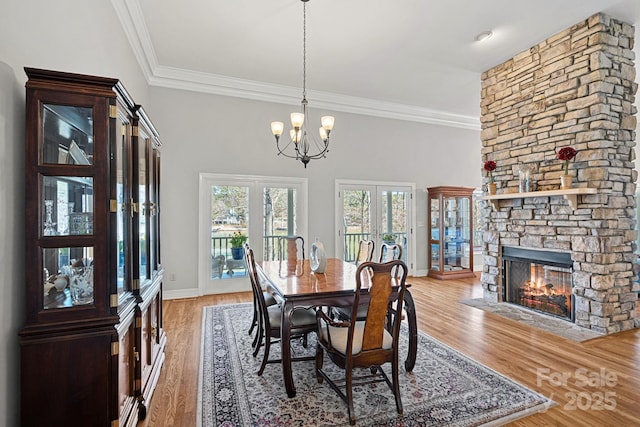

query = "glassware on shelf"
[[43, 200, 57, 235], [69, 262, 94, 305]]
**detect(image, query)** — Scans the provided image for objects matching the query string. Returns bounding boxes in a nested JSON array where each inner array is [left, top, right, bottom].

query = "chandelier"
[[270, 0, 335, 168]]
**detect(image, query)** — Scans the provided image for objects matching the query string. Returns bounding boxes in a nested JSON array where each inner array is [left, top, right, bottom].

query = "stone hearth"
[[480, 13, 639, 334]]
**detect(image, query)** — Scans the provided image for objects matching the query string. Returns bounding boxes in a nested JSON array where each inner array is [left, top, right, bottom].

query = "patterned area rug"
[[198, 304, 554, 426]]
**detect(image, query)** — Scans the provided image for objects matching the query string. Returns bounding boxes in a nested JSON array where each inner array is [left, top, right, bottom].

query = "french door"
[[198, 174, 307, 295], [335, 180, 415, 272]]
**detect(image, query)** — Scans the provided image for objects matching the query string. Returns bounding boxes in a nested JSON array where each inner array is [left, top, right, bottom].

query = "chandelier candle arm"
[[268, 0, 336, 168]]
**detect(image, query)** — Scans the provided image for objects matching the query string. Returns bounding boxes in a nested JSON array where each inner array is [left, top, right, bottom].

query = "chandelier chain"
[[302, 1, 307, 99]]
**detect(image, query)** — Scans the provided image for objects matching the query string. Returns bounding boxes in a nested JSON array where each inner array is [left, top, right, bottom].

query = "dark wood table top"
[[259, 258, 360, 299]]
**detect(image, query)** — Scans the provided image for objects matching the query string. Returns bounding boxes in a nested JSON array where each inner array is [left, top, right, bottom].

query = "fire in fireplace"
[[502, 247, 573, 321]]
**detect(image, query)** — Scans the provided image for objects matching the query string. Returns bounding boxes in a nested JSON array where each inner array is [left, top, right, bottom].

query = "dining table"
[[256, 257, 417, 398]]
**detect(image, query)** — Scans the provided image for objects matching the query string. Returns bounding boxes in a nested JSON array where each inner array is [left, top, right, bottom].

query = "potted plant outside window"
[[230, 231, 248, 260], [382, 233, 396, 244]]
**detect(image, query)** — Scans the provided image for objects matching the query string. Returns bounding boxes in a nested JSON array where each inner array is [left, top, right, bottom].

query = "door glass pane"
[[342, 190, 372, 262], [42, 104, 93, 165], [263, 186, 297, 261], [380, 190, 409, 262], [211, 185, 249, 279]]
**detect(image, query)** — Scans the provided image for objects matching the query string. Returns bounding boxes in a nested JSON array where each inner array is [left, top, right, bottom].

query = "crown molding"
[[111, 0, 481, 131], [111, 0, 157, 78]]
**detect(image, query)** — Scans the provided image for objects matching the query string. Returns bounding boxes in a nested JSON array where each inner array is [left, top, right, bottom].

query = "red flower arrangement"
[[484, 160, 497, 183], [557, 147, 577, 175]]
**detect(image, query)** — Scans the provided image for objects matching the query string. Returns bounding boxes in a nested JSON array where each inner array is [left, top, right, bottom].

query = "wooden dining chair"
[[332, 243, 403, 323], [244, 243, 278, 354], [354, 239, 374, 266], [245, 244, 317, 375], [379, 243, 402, 263], [315, 260, 408, 425], [278, 235, 305, 261]]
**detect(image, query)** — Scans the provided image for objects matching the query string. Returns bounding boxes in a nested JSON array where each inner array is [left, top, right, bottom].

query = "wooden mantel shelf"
[[481, 188, 597, 210]]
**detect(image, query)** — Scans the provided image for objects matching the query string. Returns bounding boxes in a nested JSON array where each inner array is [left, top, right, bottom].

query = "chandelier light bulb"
[[290, 112, 305, 129], [290, 129, 303, 144], [321, 116, 335, 131], [319, 127, 328, 142], [271, 121, 284, 137]]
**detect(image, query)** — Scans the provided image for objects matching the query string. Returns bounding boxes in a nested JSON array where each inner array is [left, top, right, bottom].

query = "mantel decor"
[[558, 146, 577, 189], [484, 160, 497, 195], [269, 0, 335, 168]]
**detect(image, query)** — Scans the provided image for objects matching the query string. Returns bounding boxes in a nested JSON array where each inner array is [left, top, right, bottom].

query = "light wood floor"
[[140, 274, 640, 426]]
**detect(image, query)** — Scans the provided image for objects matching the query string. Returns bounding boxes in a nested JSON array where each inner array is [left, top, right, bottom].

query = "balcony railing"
[[211, 232, 408, 278], [211, 235, 287, 262]]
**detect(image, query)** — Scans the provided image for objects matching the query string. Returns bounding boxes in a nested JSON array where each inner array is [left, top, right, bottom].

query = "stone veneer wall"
[[480, 13, 639, 334]]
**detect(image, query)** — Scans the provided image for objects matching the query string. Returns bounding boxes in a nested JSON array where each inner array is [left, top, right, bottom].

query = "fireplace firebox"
[[502, 247, 573, 321]]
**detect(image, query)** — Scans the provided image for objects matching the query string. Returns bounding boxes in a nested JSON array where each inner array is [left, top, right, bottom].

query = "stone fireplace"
[[480, 13, 639, 334]]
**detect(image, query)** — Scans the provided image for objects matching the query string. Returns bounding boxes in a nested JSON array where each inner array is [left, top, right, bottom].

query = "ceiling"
[[112, 0, 640, 130]]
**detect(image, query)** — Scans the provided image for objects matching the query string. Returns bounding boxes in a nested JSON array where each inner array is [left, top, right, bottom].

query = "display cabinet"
[[427, 186, 476, 280], [20, 68, 165, 427]]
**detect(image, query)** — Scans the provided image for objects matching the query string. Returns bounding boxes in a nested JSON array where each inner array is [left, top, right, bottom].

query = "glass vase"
[[518, 165, 531, 193]]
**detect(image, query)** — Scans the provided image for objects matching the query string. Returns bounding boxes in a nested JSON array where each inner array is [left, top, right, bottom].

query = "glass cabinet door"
[[429, 195, 440, 273], [41, 104, 94, 166], [152, 147, 161, 273], [115, 106, 132, 301], [40, 102, 96, 310], [133, 109, 161, 291], [42, 176, 94, 236], [135, 135, 149, 284], [443, 196, 471, 271]]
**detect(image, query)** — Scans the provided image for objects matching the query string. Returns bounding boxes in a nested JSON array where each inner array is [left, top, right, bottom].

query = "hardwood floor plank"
[[140, 277, 640, 426]]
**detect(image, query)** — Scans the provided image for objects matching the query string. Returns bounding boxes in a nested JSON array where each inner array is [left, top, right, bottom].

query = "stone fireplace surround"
[[480, 13, 639, 334]]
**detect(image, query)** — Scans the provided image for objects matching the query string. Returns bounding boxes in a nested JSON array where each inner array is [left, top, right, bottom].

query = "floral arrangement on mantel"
[[484, 160, 497, 183], [557, 147, 577, 175]]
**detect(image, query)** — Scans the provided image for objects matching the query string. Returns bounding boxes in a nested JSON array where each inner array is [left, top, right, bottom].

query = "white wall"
[[0, 0, 149, 105], [147, 86, 481, 294], [0, 60, 25, 427]]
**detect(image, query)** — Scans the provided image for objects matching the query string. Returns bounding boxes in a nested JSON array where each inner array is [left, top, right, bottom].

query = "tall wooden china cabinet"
[[427, 186, 476, 280], [19, 68, 166, 427]]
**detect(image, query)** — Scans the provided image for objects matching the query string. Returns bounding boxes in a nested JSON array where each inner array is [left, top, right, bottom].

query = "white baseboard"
[[163, 283, 252, 300], [163, 288, 201, 300]]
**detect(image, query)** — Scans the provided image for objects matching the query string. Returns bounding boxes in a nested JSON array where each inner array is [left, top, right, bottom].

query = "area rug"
[[462, 298, 603, 342], [198, 304, 554, 426]]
